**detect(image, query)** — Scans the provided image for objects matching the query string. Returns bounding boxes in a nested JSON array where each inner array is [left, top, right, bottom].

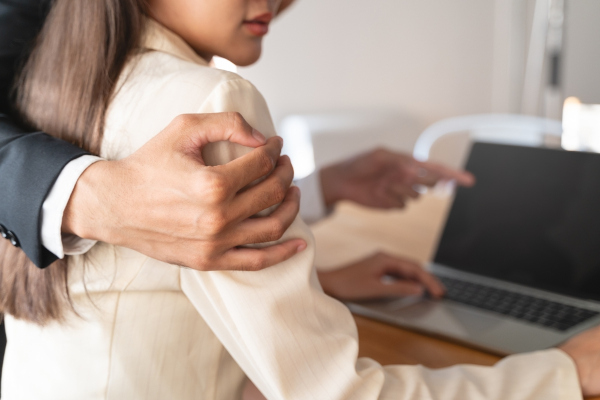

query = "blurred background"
[[230, 0, 600, 173]]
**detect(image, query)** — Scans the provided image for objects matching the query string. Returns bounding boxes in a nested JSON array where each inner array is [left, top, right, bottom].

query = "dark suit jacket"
[[0, 0, 88, 269]]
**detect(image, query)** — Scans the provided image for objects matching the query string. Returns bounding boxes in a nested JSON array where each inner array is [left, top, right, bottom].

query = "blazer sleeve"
[[0, 116, 88, 268], [180, 79, 582, 400], [0, 0, 89, 268]]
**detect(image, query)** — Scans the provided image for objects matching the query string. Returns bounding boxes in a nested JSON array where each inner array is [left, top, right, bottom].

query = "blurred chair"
[[413, 113, 563, 163], [278, 111, 421, 179]]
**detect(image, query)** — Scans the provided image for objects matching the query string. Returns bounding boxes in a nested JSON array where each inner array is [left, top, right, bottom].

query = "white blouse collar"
[[142, 18, 209, 66]]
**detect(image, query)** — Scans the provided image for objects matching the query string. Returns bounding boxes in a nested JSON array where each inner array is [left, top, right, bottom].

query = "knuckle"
[[173, 113, 194, 129], [254, 220, 285, 243], [248, 254, 268, 271], [204, 210, 228, 234], [257, 148, 275, 174], [227, 112, 245, 128], [270, 219, 286, 239], [201, 173, 230, 203], [273, 177, 288, 202], [190, 253, 212, 271]]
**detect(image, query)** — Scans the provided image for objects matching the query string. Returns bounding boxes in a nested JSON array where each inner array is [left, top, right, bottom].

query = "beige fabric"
[[2, 19, 583, 400]]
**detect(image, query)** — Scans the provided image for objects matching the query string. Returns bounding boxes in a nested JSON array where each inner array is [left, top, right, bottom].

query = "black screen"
[[435, 142, 600, 300]]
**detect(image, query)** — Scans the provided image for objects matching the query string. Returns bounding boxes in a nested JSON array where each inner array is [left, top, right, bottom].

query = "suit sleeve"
[[180, 79, 582, 400], [0, 0, 89, 268]]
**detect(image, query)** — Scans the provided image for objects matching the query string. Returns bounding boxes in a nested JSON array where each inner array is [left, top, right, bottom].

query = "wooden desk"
[[311, 194, 596, 399]]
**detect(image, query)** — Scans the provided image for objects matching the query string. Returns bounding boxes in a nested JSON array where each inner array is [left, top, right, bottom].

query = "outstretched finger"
[[220, 239, 307, 271], [416, 160, 475, 187], [414, 171, 442, 188]]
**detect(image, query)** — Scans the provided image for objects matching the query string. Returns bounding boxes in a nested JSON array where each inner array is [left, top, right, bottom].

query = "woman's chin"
[[224, 47, 262, 67]]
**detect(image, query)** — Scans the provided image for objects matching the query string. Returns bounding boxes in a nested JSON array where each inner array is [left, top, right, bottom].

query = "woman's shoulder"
[[134, 50, 258, 103], [104, 51, 270, 159]]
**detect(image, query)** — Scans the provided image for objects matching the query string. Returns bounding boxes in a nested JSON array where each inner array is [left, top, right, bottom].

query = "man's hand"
[[317, 252, 444, 301], [62, 112, 306, 271], [558, 324, 600, 397], [320, 148, 475, 209]]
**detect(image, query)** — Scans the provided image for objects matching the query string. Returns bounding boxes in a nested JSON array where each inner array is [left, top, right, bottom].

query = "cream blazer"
[[2, 19, 583, 400]]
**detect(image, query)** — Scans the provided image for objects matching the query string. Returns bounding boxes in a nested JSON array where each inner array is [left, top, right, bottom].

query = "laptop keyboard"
[[438, 276, 599, 331]]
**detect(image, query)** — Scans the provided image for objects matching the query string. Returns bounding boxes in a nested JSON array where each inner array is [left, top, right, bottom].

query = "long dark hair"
[[0, 0, 147, 324]]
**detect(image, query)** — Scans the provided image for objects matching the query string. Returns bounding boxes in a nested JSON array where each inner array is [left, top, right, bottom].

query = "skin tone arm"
[[320, 147, 475, 210], [317, 252, 444, 301], [62, 112, 306, 271]]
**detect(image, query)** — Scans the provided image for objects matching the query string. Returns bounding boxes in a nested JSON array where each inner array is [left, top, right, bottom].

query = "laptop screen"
[[434, 142, 600, 301]]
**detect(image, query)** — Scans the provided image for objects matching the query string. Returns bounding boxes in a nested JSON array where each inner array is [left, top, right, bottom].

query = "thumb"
[[176, 112, 267, 150]]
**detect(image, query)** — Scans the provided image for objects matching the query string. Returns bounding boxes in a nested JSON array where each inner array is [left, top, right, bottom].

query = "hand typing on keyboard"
[[318, 252, 445, 301]]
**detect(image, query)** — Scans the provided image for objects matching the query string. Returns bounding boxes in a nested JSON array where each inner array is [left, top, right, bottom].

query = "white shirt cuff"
[[41, 155, 103, 258], [295, 170, 331, 225]]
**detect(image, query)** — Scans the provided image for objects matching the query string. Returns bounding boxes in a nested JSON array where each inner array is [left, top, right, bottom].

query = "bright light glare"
[[212, 56, 238, 73], [278, 117, 316, 180], [562, 97, 600, 152]]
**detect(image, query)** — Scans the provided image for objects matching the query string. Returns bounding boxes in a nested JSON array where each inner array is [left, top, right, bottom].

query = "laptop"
[[348, 141, 600, 355]]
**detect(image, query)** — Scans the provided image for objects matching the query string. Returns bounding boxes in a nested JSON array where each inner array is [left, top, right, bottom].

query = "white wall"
[[239, 0, 496, 151], [238, 0, 600, 164], [564, 0, 600, 105]]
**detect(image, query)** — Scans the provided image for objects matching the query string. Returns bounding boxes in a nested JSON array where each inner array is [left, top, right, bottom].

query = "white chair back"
[[413, 114, 563, 162], [279, 111, 420, 179]]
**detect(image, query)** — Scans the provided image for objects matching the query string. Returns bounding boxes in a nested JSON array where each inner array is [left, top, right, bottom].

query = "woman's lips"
[[243, 12, 272, 36], [243, 21, 269, 36]]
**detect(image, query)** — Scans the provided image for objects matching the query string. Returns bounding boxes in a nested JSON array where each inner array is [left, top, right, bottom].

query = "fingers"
[[231, 186, 300, 245], [174, 112, 268, 150], [220, 238, 307, 271], [230, 154, 294, 219], [416, 160, 475, 187], [411, 266, 445, 298], [379, 255, 445, 298], [216, 137, 285, 193]]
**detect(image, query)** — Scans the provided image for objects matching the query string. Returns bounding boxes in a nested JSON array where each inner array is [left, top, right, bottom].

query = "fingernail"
[[296, 243, 307, 252], [252, 129, 266, 144], [276, 136, 284, 146]]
